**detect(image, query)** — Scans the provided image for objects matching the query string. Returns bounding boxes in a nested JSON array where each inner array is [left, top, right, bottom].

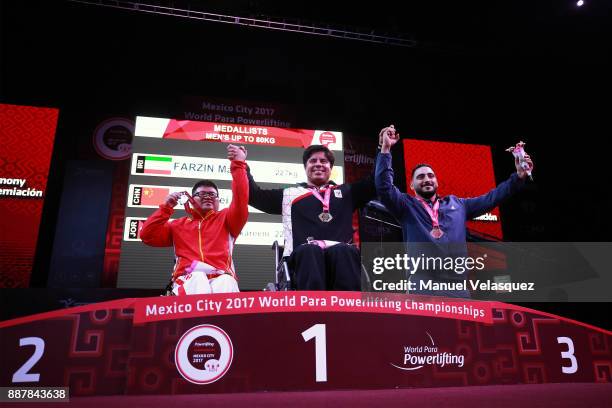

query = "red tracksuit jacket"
[[140, 160, 249, 280]]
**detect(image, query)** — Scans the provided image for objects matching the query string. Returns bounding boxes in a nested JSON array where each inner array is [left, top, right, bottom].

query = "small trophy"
[[506, 141, 533, 181]]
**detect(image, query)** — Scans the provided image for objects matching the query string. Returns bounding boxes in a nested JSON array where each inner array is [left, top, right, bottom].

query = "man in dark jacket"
[[375, 126, 534, 297], [247, 145, 377, 290]]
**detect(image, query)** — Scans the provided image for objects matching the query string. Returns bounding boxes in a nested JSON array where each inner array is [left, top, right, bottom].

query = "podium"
[[1, 292, 610, 396]]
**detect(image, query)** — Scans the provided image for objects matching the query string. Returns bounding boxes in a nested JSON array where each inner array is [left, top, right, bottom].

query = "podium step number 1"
[[302, 324, 328, 382]]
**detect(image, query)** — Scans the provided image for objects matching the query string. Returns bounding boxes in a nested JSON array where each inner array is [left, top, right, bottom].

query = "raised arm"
[[463, 149, 533, 219], [246, 167, 283, 215], [349, 159, 378, 210], [225, 145, 249, 237], [463, 173, 525, 220], [375, 125, 410, 216]]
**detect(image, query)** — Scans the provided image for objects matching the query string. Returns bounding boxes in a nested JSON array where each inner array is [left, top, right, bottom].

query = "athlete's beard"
[[417, 187, 437, 200]]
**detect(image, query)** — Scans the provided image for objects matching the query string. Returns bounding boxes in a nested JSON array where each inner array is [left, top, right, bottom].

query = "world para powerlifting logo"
[[174, 324, 234, 384], [390, 331, 465, 371]]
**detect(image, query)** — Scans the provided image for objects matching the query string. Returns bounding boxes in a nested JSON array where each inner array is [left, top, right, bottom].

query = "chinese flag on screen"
[[141, 187, 170, 206]]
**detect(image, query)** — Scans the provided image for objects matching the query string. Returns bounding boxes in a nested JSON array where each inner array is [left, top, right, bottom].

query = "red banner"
[[132, 291, 493, 324], [0, 104, 59, 287]]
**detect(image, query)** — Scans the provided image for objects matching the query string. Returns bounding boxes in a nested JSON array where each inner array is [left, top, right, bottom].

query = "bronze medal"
[[430, 227, 444, 239]]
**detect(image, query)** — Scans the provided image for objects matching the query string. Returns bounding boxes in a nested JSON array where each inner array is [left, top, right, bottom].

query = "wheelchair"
[[262, 200, 403, 292], [264, 240, 294, 291], [162, 278, 175, 296], [264, 240, 373, 291]]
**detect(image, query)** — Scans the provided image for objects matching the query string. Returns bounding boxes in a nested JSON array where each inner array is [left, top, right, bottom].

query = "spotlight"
[[576, 0, 584, 6]]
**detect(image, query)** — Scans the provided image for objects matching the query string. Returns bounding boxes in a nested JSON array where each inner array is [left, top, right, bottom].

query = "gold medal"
[[311, 187, 333, 223], [319, 212, 333, 222]]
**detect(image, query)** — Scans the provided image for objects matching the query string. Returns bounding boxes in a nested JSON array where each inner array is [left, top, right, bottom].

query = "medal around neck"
[[319, 212, 333, 223], [311, 187, 333, 223], [430, 227, 444, 239], [417, 196, 444, 239]]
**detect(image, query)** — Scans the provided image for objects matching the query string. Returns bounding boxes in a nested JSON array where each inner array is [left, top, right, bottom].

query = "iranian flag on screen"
[[137, 155, 172, 175]]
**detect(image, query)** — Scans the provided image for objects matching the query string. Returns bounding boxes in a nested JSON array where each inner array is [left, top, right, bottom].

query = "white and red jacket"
[[140, 160, 249, 280]]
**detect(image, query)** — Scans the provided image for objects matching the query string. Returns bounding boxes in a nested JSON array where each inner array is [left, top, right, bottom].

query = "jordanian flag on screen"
[[132, 186, 171, 206], [135, 155, 172, 175]]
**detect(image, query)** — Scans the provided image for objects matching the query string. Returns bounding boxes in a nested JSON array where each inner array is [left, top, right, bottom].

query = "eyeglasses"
[[193, 191, 218, 199]]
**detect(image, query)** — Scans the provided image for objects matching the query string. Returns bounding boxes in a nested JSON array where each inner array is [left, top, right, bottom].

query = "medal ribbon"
[[416, 196, 441, 229], [180, 192, 208, 219], [310, 186, 332, 213]]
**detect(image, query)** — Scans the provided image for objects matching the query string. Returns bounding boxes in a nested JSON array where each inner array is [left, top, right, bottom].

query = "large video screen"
[[117, 117, 344, 290], [0, 104, 59, 287], [403, 139, 503, 239]]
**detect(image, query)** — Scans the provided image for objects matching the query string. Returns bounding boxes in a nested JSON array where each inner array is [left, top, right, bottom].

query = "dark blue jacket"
[[375, 153, 524, 245], [375, 152, 525, 291]]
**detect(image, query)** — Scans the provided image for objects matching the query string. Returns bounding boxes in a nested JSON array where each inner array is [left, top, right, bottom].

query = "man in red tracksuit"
[[140, 144, 249, 295]]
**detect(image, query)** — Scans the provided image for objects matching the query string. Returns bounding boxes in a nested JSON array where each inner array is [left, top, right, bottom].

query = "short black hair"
[[192, 180, 219, 195], [302, 145, 335, 168], [411, 163, 435, 179]]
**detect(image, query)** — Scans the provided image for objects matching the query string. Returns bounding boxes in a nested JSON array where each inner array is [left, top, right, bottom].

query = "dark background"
[[1, 0, 611, 326]]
